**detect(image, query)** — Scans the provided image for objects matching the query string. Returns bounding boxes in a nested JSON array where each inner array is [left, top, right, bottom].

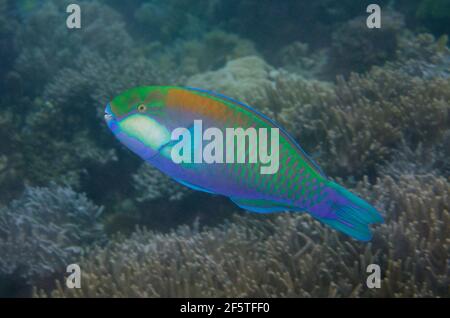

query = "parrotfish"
[[105, 86, 383, 241]]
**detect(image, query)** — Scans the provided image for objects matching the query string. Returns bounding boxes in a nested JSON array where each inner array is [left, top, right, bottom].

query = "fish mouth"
[[104, 103, 114, 121]]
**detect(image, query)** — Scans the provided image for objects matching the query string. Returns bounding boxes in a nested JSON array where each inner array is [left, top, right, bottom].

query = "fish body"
[[106, 86, 383, 241]]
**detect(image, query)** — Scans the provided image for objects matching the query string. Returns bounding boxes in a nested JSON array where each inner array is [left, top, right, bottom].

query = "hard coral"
[[15, 0, 132, 96], [270, 67, 450, 180], [37, 175, 449, 298], [187, 56, 275, 103], [0, 184, 104, 295]]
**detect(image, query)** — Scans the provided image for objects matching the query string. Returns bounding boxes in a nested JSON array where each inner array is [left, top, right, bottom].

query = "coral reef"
[[0, 0, 449, 298], [259, 66, 450, 180], [0, 184, 104, 295], [37, 175, 449, 298]]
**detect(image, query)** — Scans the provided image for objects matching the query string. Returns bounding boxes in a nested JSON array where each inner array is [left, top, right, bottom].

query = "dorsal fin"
[[184, 86, 327, 178]]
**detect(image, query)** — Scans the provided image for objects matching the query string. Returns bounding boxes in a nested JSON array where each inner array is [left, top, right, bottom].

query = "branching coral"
[[392, 33, 450, 79], [43, 49, 179, 117], [37, 175, 449, 298], [17, 98, 117, 189], [0, 184, 105, 295], [14, 0, 132, 96], [258, 66, 450, 180], [378, 133, 450, 178]]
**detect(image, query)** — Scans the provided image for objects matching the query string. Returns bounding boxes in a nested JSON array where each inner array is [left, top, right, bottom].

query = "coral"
[[186, 56, 276, 103], [1, 0, 448, 299], [392, 33, 450, 79], [37, 175, 449, 298], [262, 66, 450, 180], [0, 108, 26, 203], [172, 30, 258, 76], [18, 98, 117, 189], [378, 134, 450, 178], [274, 41, 327, 79], [328, 11, 404, 75], [132, 164, 190, 203], [109, 163, 240, 234], [0, 184, 105, 295], [43, 50, 178, 116], [187, 54, 450, 181], [14, 0, 132, 96]]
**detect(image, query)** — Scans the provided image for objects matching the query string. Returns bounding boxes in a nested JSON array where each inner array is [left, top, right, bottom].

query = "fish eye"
[[137, 104, 147, 113]]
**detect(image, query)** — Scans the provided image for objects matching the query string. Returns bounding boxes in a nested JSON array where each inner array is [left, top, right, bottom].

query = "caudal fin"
[[317, 181, 384, 241]]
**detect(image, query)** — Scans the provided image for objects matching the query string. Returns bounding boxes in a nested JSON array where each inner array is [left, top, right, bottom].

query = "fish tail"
[[315, 181, 384, 241]]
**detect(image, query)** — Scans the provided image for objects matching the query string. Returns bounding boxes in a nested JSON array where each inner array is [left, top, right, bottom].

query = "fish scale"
[[106, 86, 383, 241]]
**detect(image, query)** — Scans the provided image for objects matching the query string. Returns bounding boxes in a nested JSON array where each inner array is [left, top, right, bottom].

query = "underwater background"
[[0, 0, 449, 298]]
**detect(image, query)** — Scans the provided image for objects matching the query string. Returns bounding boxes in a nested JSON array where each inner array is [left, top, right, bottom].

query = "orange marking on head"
[[166, 88, 231, 122]]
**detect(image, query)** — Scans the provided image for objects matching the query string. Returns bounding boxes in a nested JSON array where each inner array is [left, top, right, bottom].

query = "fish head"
[[105, 86, 172, 161]]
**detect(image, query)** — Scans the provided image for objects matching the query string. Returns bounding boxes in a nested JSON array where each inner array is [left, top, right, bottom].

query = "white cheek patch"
[[119, 114, 171, 150]]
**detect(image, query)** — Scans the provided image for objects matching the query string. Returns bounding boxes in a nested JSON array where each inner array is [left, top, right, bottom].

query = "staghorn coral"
[[0, 184, 105, 295], [260, 66, 450, 180], [392, 33, 450, 79], [378, 133, 450, 179], [37, 174, 449, 298]]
